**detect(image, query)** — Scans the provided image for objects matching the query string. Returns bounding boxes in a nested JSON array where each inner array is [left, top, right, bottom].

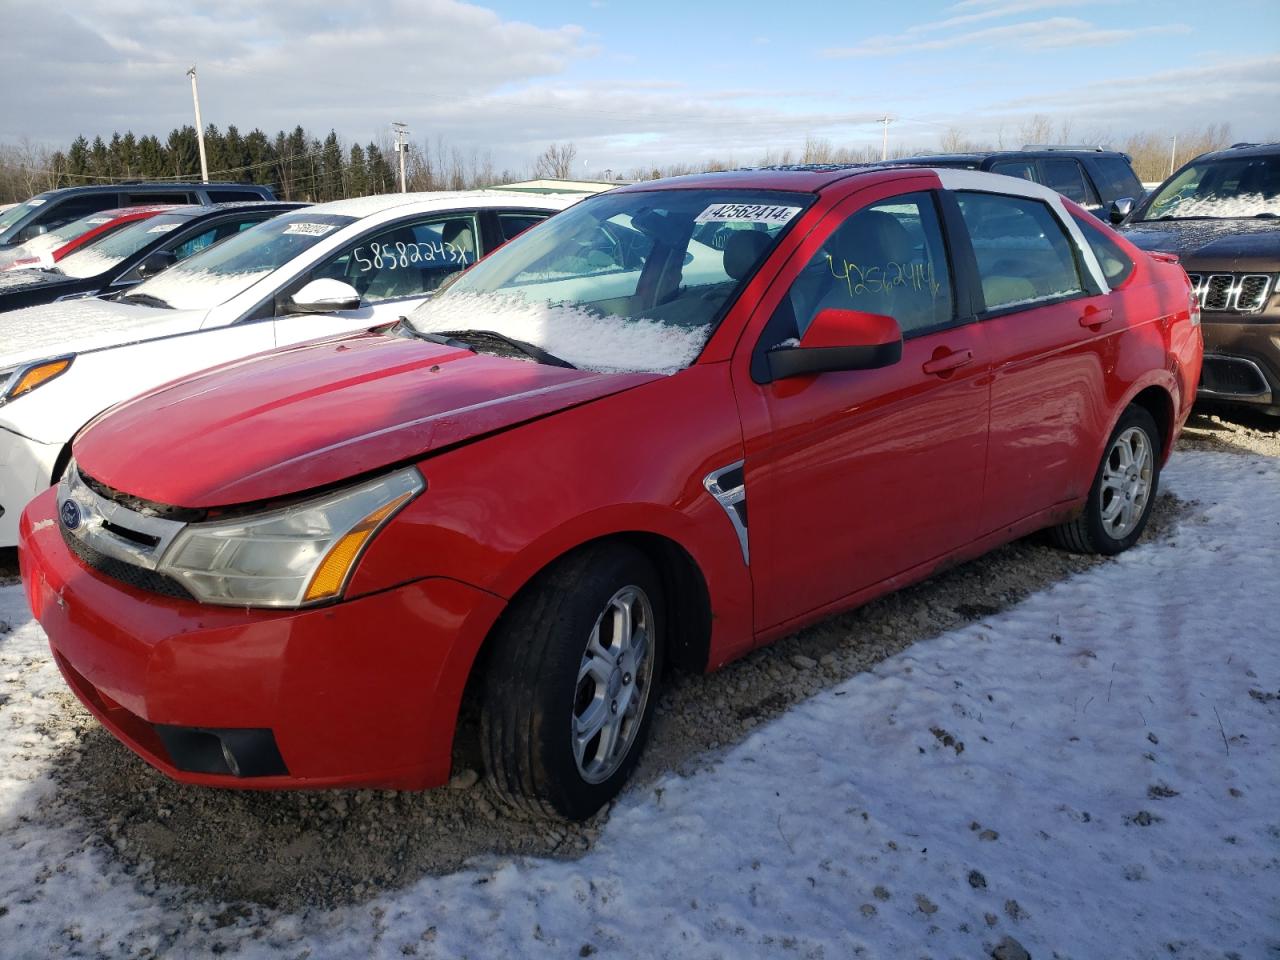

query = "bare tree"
[[534, 142, 578, 179]]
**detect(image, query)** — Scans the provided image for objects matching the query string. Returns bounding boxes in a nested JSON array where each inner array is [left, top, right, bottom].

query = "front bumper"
[[19, 487, 506, 790], [1198, 318, 1280, 414], [0, 424, 60, 548]]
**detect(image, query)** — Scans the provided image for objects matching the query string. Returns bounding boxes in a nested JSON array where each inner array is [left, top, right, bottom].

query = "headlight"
[[0, 355, 74, 405], [157, 467, 424, 608]]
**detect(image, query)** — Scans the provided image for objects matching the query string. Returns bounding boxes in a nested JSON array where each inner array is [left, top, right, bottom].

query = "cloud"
[[824, 16, 1189, 57], [906, 0, 1093, 35]]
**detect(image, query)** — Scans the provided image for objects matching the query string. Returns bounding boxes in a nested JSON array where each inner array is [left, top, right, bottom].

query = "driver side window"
[[310, 214, 480, 306], [785, 192, 955, 340]]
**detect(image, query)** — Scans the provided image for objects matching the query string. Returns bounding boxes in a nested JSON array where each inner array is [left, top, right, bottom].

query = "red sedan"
[[0, 204, 175, 270], [19, 166, 1202, 820]]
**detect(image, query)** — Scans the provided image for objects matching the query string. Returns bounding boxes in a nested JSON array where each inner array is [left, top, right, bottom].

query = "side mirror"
[[766, 308, 903, 381], [135, 250, 176, 280], [282, 278, 361, 315], [1109, 197, 1135, 224]]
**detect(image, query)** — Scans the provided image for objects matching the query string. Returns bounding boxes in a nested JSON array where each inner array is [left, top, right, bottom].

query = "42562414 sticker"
[[694, 203, 800, 226]]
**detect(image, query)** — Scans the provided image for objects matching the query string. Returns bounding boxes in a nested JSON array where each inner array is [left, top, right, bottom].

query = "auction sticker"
[[147, 223, 180, 233], [86, 217, 111, 225], [694, 203, 800, 225], [28, 198, 46, 206], [284, 222, 336, 237]]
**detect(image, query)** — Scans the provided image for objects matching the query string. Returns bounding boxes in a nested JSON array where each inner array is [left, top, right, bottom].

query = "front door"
[[736, 187, 991, 632]]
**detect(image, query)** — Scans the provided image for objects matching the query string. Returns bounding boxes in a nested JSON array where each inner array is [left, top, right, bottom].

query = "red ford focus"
[[20, 166, 1202, 820]]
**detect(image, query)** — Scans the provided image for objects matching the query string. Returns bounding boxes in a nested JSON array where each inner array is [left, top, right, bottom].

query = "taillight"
[[1188, 287, 1201, 327]]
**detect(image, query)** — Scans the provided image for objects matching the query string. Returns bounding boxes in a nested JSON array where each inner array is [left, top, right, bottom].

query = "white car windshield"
[[1139, 154, 1280, 220], [406, 189, 811, 374], [124, 211, 356, 310]]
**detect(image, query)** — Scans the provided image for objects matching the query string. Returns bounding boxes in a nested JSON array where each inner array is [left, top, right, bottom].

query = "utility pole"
[[186, 66, 209, 183], [392, 122, 409, 193], [1168, 135, 1177, 177], [880, 115, 893, 162]]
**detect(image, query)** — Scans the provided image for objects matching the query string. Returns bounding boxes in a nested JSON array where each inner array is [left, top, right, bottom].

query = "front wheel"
[[481, 543, 663, 821], [1051, 404, 1161, 555]]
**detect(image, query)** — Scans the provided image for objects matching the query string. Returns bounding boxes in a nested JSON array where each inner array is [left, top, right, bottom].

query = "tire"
[[481, 543, 664, 821], [1051, 404, 1161, 555]]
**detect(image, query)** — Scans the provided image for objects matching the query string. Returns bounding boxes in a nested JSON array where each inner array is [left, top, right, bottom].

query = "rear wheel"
[[1051, 404, 1161, 555], [481, 543, 663, 821]]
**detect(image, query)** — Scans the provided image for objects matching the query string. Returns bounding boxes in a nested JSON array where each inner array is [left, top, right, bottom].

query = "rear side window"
[[956, 192, 1084, 312], [784, 191, 955, 338], [498, 213, 548, 242], [207, 189, 267, 202], [989, 159, 1037, 183], [1040, 159, 1097, 205], [1088, 157, 1143, 202], [1071, 214, 1135, 287], [126, 192, 192, 205]]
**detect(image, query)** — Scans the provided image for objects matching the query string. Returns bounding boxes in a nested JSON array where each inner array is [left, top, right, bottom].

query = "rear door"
[[953, 189, 1116, 532], [735, 183, 990, 632]]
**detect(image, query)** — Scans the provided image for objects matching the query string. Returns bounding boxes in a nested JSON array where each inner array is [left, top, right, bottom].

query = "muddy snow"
[[0, 414, 1277, 958]]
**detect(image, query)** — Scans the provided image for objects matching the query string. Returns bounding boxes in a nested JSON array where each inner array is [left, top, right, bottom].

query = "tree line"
[[0, 116, 1243, 205]]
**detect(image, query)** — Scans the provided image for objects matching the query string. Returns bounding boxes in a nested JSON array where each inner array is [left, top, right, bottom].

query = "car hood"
[[0, 297, 207, 368], [1121, 218, 1280, 271], [73, 331, 660, 508]]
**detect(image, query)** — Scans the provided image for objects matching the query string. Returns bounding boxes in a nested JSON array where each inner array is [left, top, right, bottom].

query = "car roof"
[[1197, 141, 1280, 161], [612, 165, 898, 194], [308, 190, 580, 219], [32, 182, 269, 197]]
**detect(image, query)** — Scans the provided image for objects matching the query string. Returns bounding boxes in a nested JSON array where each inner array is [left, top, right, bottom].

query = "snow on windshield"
[[1150, 192, 1280, 219], [411, 292, 709, 375], [129, 267, 272, 310], [56, 246, 123, 279]]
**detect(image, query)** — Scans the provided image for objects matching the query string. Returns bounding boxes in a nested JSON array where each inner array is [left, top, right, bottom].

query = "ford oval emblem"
[[60, 499, 82, 531]]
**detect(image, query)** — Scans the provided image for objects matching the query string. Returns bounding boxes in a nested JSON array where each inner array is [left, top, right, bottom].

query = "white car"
[[0, 191, 577, 546]]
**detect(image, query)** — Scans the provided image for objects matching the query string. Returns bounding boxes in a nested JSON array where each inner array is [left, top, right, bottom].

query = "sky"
[[2, 0, 1278, 176]]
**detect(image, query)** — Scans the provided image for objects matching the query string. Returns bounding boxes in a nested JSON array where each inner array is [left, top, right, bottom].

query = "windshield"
[[0, 195, 48, 238], [1139, 154, 1280, 220], [57, 211, 192, 279], [127, 211, 355, 310], [407, 189, 811, 374]]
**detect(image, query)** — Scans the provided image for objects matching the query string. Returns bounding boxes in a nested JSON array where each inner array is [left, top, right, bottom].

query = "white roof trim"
[[931, 168, 1109, 293]]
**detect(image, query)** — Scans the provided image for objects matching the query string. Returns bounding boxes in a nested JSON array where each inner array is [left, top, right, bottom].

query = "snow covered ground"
[[1, 450, 1277, 959]]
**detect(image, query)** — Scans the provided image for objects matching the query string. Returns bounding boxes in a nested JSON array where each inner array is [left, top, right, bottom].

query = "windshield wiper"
[[404, 324, 575, 369], [119, 291, 172, 309]]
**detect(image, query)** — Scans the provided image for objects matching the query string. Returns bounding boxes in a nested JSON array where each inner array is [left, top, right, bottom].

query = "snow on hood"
[[0, 267, 58, 292], [1121, 217, 1280, 260], [128, 268, 272, 311], [409, 292, 709, 375], [0, 298, 203, 368]]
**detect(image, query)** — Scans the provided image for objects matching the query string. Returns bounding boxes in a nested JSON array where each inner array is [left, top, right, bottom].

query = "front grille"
[[61, 521, 194, 600], [1186, 273, 1274, 314]]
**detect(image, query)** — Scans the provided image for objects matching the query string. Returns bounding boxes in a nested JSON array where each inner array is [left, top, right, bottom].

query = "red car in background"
[[0, 205, 175, 271], [20, 165, 1202, 821]]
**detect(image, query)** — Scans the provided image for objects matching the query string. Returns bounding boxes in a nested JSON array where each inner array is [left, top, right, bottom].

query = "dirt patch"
[[34, 492, 1193, 911], [1177, 407, 1280, 458]]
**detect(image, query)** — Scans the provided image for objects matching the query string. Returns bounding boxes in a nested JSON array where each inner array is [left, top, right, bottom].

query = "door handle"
[[1079, 305, 1114, 328], [922, 349, 973, 376]]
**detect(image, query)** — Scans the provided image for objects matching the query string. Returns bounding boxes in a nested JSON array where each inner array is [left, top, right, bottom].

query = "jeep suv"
[[0, 182, 276, 249], [888, 147, 1144, 222], [1120, 142, 1280, 417]]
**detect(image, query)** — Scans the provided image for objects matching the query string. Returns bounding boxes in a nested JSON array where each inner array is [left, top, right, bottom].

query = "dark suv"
[[1120, 142, 1280, 417], [0, 182, 276, 250], [887, 147, 1144, 222]]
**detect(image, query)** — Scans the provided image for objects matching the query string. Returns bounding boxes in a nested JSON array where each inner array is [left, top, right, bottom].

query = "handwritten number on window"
[[351, 240, 471, 273]]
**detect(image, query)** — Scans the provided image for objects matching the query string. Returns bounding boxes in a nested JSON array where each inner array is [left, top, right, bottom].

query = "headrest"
[[723, 230, 773, 281]]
